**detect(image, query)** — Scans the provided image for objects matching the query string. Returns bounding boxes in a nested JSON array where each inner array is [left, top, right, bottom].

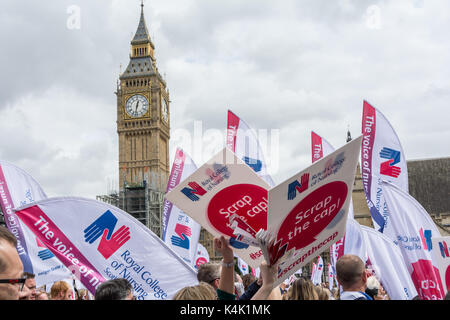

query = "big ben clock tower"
[[116, 2, 170, 193]]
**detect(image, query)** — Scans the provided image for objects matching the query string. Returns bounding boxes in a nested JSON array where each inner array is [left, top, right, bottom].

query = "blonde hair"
[[50, 281, 71, 299], [172, 282, 217, 300], [315, 286, 330, 300], [286, 278, 319, 300]]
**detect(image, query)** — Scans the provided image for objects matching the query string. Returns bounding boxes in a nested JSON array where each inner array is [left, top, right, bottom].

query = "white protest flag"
[[14, 197, 198, 300], [360, 224, 417, 300], [227, 110, 275, 187], [361, 101, 408, 235], [431, 236, 450, 295], [162, 148, 201, 266], [193, 243, 210, 270], [381, 181, 444, 300], [0, 160, 71, 286], [310, 263, 316, 282], [328, 263, 334, 291], [165, 148, 270, 268], [237, 256, 250, 275], [313, 256, 324, 285], [343, 219, 368, 262], [263, 136, 362, 286]]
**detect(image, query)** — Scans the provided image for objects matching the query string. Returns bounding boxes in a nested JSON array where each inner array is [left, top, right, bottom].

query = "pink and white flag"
[[310, 263, 317, 282], [14, 197, 198, 299], [193, 243, 210, 270], [237, 256, 250, 276], [361, 224, 418, 300], [431, 236, 450, 295], [312, 256, 324, 285], [328, 263, 334, 291], [361, 101, 408, 234], [382, 181, 444, 300], [0, 160, 71, 286], [162, 148, 201, 266], [227, 110, 275, 187]]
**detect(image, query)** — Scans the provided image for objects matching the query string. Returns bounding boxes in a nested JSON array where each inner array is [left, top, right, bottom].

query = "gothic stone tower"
[[116, 3, 170, 193]]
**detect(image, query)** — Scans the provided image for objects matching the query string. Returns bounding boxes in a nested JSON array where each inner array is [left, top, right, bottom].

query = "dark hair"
[[0, 226, 17, 247], [95, 278, 133, 300], [365, 287, 378, 299], [336, 255, 365, 289]]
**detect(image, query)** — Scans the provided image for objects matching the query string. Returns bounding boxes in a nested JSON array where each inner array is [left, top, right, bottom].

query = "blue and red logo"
[[287, 173, 309, 200], [439, 241, 449, 258], [36, 237, 54, 261], [181, 182, 207, 202], [379, 147, 402, 178], [83, 210, 131, 259], [419, 228, 433, 252], [170, 224, 191, 250]]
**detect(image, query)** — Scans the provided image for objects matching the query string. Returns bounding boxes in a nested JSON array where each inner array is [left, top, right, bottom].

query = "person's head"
[[172, 282, 217, 300], [315, 285, 330, 300], [50, 281, 73, 300], [365, 276, 380, 299], [0, 226, 24, 300], [242, 274, 256, 291], [78, 288, 90, 300], [286, 278, 318, 300], [336, 254, 367, 292], [23, 272, 36, 300], [95, 278, 134, 300], [36, 290, 49, 300], [197, 263, 221, 290]]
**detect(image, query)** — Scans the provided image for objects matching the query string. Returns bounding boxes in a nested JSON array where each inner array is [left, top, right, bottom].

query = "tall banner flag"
[[263, 136, 363, 286], [312, 256, 324, 285], [193, 243, 210, 270], [0, 161, 71, 286], [382, 181, 444, 300], [431, 236, 450, 295], [328, 263, 334, 291], [162, 148, 201, 266], [227, 110, 275, 187], [165, 148, 271, 268], [343, 219, 368, 263], [14, 197, 198, 299], [237, 257, 250, 276], [361, 224, 418, 300], [361, 101, 408, 234], [310, 263, 316, 282]]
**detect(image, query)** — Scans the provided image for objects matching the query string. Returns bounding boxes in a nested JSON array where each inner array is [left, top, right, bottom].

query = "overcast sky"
[[0, 0, 449, 199]]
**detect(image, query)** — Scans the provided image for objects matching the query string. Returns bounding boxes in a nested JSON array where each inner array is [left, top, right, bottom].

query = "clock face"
[[161, 97, 168, 122], [126, 95, 149, 118]]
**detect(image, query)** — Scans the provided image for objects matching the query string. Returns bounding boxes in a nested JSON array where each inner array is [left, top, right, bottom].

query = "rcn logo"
[[419, 228, 433, 252], [181, 182, 207, 202], [287, 173, 309, 200], [379, 147, 402, 178], [439, 241, 449, 258], [171, 224, 191, 250], [83, 210, 131, 259]]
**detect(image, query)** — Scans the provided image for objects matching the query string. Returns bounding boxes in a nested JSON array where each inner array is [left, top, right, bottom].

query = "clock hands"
[[135, 100, 140, 113]]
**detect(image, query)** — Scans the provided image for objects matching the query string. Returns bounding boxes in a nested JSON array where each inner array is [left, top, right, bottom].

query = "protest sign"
[[264, 136, 363, 286], [0, 160, 71, 286], [165, 147, 270, 268], [14, 197, 198, 299], [431, 236, 450, 295], [162, 148, 201, 266]]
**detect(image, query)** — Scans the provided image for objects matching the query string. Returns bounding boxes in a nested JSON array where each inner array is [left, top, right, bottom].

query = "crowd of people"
[[1, 226, 449, 301]]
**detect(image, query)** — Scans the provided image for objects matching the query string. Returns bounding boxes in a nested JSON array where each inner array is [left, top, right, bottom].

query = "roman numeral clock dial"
[[126, 94, 149, 118]]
